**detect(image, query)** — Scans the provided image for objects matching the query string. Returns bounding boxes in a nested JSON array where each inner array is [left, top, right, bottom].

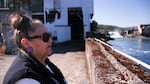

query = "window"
[[0, 0, 8, 8]]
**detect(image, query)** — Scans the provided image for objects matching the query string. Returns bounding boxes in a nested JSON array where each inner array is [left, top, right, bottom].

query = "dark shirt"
[[3, 50, 67, 84]]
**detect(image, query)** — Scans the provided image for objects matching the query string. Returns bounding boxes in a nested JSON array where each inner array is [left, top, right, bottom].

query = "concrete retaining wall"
[[85, 38, 149, 84]]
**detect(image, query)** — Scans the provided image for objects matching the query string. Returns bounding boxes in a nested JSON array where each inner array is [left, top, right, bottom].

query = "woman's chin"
[[48, 51, 52, 56]]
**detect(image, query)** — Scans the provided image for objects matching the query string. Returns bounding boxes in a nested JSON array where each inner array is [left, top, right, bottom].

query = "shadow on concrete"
[[52, 40, 85, 54]]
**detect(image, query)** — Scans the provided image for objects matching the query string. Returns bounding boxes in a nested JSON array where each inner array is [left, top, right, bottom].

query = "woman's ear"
[[21, 38, 30, 48]]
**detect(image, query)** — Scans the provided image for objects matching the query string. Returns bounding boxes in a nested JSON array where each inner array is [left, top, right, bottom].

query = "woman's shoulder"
[[15, 78, 40, 84]]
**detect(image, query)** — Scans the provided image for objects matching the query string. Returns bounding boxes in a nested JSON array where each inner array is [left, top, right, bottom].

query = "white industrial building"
[[43, 0, 94, 43]]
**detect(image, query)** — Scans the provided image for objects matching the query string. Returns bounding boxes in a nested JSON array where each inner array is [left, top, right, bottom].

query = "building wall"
[[141, 24, 150, 37], [56, 26, 71, 43]]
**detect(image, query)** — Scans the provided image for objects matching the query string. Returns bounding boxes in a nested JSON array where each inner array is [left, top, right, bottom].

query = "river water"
[[107, 37, 150, 71]]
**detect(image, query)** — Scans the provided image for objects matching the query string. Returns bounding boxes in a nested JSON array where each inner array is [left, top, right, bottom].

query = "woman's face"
[[30, 24, 52, 59]]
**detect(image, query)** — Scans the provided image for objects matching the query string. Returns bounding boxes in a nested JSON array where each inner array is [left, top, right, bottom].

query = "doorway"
[[68, 7, 84, 40]]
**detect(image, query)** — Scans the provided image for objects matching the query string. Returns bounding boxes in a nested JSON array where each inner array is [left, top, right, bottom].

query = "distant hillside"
[[90, 21, 138, 40], [91, 23, 135, 33], [91, 24, 120, 33], [97, 24, 120, 32], [90, 20, 136, 32]]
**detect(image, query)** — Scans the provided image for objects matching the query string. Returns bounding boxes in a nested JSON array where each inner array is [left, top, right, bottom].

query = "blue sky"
[[93, 0, 150, 27]]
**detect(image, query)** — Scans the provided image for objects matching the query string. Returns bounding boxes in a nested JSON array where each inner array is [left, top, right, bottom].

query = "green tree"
[[90, 20, 98, 32]]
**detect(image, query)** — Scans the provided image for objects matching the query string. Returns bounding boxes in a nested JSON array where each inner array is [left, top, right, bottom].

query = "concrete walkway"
[[50, 52, 89, 84]]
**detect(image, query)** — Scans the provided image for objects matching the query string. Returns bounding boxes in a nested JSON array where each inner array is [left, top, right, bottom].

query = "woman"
[[3, 12, 67, 84]]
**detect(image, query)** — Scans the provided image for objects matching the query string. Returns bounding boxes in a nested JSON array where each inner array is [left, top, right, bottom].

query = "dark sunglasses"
[[27, 32, 52, 42]]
